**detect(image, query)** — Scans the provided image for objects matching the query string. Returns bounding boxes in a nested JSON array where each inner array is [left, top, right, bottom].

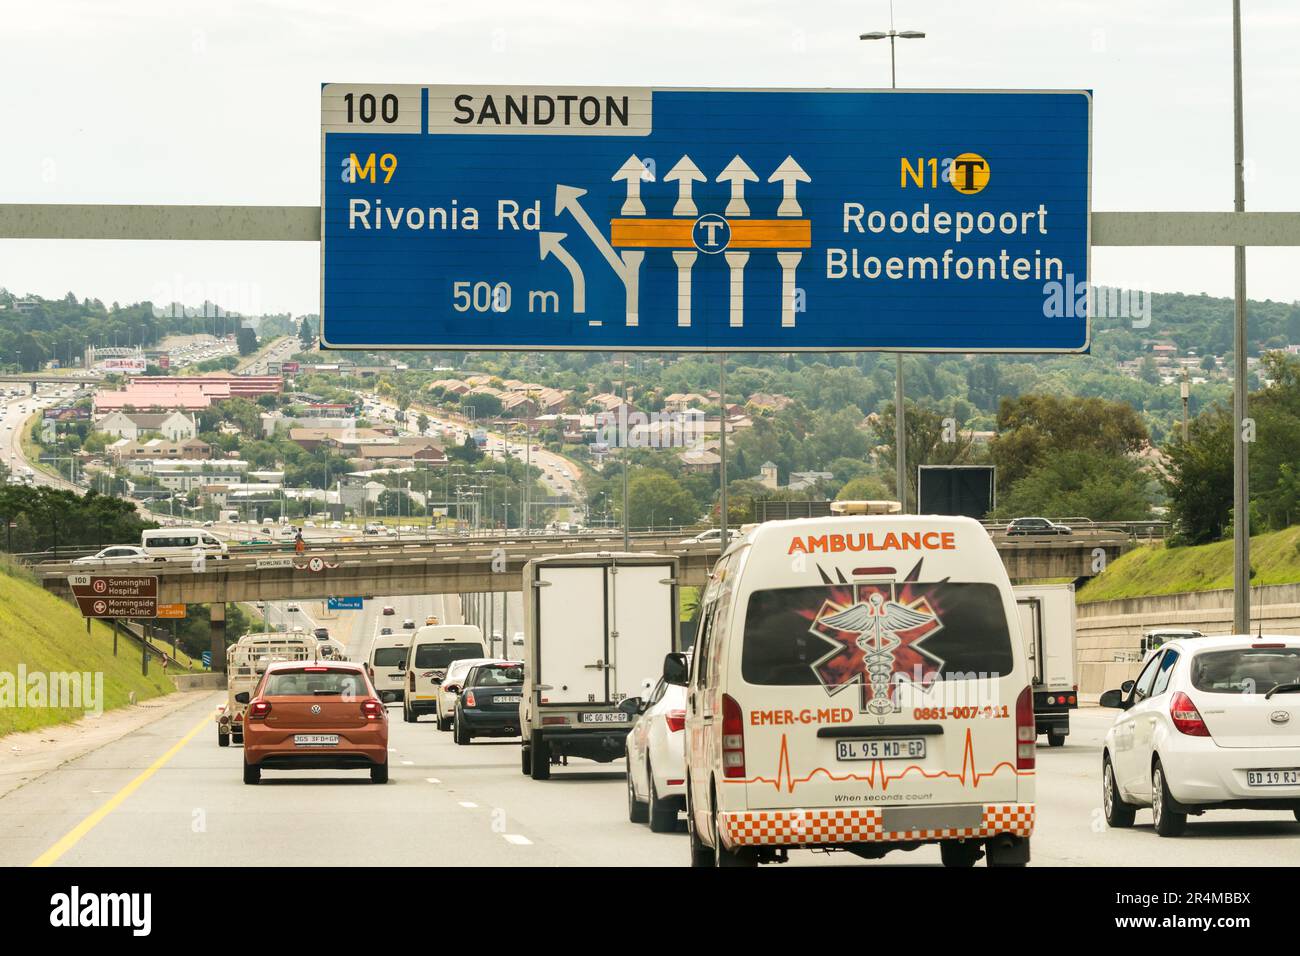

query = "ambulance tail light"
[[1015, 685, 1035, 770], [721, 694, 745, 779]]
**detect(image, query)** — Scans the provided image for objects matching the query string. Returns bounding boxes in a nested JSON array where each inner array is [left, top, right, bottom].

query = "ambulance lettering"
[[787, 530, 955, 555]]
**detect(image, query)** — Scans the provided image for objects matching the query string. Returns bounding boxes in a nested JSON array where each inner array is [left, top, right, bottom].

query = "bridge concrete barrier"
[[38, 530, 1130, 607], [1075, 583, 1300, 698]]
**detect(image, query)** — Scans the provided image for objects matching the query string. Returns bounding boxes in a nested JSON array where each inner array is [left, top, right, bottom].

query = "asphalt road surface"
[[4, 610, 1299, 867]]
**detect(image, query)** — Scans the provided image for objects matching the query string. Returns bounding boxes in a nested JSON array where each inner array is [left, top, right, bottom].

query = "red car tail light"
[[361, 698, 384, 720], [464, 691, 477, 708], [665, 709, 686, 733], [721, 694, 745, 778], [1170, 691, 1211, 736], [248, 700, 272, 720], [542, 715, 568, 726], [1015, 685, 1035, 770]]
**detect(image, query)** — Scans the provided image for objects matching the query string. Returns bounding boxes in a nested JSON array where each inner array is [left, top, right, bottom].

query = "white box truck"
[[1013, 582, 1078, 747], [519, 552, 680, 780]]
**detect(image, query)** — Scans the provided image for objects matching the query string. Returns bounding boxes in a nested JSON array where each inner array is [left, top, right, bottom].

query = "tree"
[[461, 392, 502, 418], [873, 402, 977, 511], [625, 470, 700, 530], [836, 475, 892, 501], [416, 413, 431, 436], [235, 326, 258, 356], [1161, 406, 1232, 544], [298, 316, 315, 350], [994, 451, 1153, 522], [989, 394, 1148, 492]]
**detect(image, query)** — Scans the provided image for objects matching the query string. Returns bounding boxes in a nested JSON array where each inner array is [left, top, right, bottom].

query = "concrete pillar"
[[210, 602, 227, 673]]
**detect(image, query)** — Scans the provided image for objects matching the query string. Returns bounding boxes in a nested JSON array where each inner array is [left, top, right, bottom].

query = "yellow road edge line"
[[31, 709, 214, 867]]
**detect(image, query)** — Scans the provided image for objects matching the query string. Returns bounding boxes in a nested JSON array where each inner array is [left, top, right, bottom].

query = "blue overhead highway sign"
[[321, 85, 1091, 352], [327, 596, 364, 611]]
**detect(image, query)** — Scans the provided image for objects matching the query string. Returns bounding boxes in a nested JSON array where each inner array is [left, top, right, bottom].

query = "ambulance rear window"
[[741, 582, 1015, 685]]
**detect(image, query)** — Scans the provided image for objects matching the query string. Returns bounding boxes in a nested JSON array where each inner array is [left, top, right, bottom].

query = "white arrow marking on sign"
[[555, 184, 626, 279], [538, 232, 586, 313], [664, 156, 706, 217], [672, 250, 697, 326], [777, 251, 802, 327], [611, 155, 653, 216], [620, 251, 644, 326], [725, 251, 749, 327], [768, 156, 811, 218], [716, 156, 758, 218]]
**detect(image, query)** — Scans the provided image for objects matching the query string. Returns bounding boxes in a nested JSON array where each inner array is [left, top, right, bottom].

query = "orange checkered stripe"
[[719, 805, 1035, 847]]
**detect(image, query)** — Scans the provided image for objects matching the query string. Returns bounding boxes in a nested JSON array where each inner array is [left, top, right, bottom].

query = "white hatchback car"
[[435, 657, 495, 731], [626, 671, 689, 832], [1101, 634, 1300, 836], [73, 545, 150, 566]]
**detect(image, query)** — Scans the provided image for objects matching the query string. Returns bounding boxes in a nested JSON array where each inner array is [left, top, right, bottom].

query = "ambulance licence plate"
[[835, 738, 926, 761]]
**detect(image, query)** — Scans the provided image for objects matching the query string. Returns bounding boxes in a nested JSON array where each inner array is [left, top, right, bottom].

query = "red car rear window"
[[264, 669, 370, 697]]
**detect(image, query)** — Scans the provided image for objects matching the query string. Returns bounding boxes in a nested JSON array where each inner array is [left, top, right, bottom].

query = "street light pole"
[[861, 18, 925, 513], [1231, 0, 1250, 633]]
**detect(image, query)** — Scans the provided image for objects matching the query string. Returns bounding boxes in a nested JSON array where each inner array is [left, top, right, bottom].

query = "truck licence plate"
[[1247, 769, 1300, 787], [835, 738, 926, 761], [579, 712, 630, 724], [294, 734, 339, 747]]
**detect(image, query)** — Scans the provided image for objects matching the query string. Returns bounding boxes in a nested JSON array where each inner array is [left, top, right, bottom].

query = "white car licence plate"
[[1247, 769, 1300, 787], [294, 734, 339, 747], [578, 712, 630, 724], [835, 737, 927, 761]]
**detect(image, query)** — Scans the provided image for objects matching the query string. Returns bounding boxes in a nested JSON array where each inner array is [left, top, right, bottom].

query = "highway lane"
[[5, 662, 1300, 867]]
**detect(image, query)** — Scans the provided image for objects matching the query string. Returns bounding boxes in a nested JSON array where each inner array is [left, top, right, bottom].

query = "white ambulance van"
[[672, 512, 1035, 867]]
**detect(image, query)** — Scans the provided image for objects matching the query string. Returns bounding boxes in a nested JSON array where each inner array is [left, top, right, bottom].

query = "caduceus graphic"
[[816, 592, 940, 715]]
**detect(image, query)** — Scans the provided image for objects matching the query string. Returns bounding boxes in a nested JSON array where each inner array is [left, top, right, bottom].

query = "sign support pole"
[[1231, 0, 1251, 634], [719, 354, 728, 542], [622, 353, 631, 552]]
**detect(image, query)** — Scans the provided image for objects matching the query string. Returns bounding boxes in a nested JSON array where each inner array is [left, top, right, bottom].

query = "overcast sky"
[[2, 0, 1297, 316]]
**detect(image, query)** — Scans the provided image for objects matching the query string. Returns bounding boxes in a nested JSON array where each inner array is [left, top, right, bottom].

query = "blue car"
[[453, 662, 524, 745]]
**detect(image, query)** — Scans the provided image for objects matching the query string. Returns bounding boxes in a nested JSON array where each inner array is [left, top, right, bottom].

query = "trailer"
[[1013, 582, 1078, 747], [519, 552, 680, 780]]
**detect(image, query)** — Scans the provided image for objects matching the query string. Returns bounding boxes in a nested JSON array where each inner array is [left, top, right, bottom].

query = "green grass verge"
[[19, 413, 64, 483], [0, 560, 177, 736], [1077, 525, 1300, 604]]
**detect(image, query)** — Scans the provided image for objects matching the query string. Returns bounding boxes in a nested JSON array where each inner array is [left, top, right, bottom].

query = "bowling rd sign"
[[320, 84, 1091, 353]]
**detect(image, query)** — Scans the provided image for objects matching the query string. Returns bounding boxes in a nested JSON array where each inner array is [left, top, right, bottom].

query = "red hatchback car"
[[239, 660, 389, 784]]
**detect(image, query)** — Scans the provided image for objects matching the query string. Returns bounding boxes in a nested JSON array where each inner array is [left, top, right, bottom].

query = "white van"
[[140, 527, 229, 561], [369, 631, 412, 703], [674, 514, 1035, 867], [402, 625, 486, 723]]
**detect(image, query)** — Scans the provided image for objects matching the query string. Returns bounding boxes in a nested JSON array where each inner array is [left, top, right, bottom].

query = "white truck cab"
[[675, 514, 1035, 867]]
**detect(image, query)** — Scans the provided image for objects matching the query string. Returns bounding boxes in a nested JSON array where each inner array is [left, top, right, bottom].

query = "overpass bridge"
[[39, 529, 1129, 669]]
